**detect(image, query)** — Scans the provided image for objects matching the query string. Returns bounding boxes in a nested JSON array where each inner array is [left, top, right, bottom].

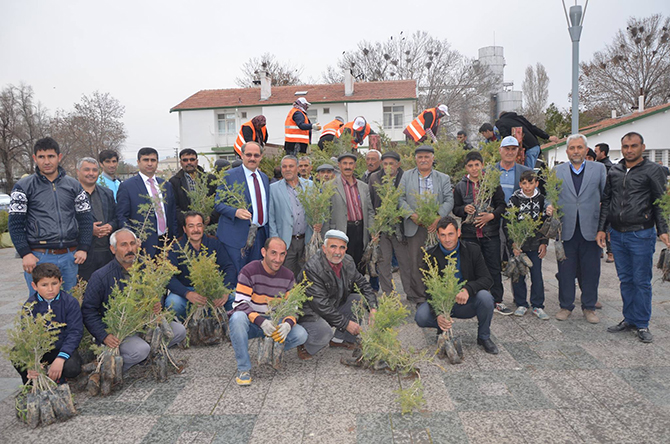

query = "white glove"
[[271, 322, 291, 343], [426, 128, 437, 143], [312, 124, 322, 131], [261, 319, 277, 337]]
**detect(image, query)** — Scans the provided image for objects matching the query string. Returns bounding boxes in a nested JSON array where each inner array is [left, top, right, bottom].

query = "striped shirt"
[[232, 260, 296, 327], [419, 171, 434, 194], [343, 178, 364, 222]]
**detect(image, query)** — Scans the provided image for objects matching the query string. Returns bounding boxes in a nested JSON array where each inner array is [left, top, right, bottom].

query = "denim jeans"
[[512, 250, 545, 309], [524, 145, 540, 169], [414, 290, 494, 340], [165, 287, 234, 321], [229, 311, 308, 372], [23, 250, 78, 296], [609, 227, 656, 328]]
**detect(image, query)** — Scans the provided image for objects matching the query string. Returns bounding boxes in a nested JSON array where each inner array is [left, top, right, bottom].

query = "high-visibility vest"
[[320, 119, 344, 138], [284, 109, 311, 144], [405, 108, 438, 142], [338, 121, 371, 149], [234, 121, 267, 157]]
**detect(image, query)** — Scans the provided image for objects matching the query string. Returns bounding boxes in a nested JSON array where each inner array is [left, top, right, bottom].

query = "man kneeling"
[[415, 216, 499, 354], [229, 237, 308, 386]]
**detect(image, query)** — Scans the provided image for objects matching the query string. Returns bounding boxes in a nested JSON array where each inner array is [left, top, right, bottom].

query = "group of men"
[[7, 125, 669, 387]]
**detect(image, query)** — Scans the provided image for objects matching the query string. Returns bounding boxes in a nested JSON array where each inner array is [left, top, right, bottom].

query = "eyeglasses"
[[244, 153, 262, 158], [181, 157, 197, 162]]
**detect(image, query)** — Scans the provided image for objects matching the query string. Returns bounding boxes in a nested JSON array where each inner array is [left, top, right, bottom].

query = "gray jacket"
[[269, 177, 314, 249], [555, 161, 606, 242], [327, 175, 374, 247], [398, 167, 453, 237]]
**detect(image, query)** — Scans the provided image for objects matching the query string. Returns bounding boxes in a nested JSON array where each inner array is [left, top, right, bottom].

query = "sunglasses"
[[244, 153, 262, 158]]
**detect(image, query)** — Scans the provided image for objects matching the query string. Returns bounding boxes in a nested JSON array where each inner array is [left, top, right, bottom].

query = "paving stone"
[[248, 412, 305, 444], [557, 408, 637, 443], [513, 409, 582, 443], [613, 367, 670, 406], [459, 411, 524, 443], [309, 373, 400, 414], [212, 375, 272, 415], [164, 377, 229, 415], [303, 412, 357, 444]]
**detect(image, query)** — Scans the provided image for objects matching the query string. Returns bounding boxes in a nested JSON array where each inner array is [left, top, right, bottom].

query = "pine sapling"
[[217, 180, 255, 256], [187, 167, 227, 234], [503, 207, 543, 282], [464, 167, 501, 225], [412, 191, 440, 247], [655, 192, 670, 280], [298, 180, 336, 262], [539, 166, 566, 261]]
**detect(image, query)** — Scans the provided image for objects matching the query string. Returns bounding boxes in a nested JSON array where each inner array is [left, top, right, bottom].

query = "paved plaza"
[[0, 243, 670, 443]]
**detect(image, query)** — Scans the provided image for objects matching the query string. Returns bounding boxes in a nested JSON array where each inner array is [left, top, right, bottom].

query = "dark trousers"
[[225, 225, 269, 274], [284, 236, 306, 279], [414, 290, 495, 340], [512, 250, 545, 309], [284, 142, 308, 156], [465, 236, 504, 303], [15, 349, 82, 384], [299, 293, 362, 355], [346, 221, 365, 271], [78, 248, 113, 282], [558, 226, 601, 311], [318, 135, 335, 150]]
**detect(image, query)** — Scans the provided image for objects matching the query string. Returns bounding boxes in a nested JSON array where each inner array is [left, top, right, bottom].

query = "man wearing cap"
[[368, 152, 412, 296], [399, 145, 454, 306], [318, 117, 345, 150], [496, 136, 532, 204], [495, 111, 558, 169], [297, 230, 378, 358], [284, 98, 321, 156], [327, 153, 374, 271], [404, 105, 449, 144], [316, 164, 335, 182], [339, 117, 374, 151], [362, 149, 382, 184]]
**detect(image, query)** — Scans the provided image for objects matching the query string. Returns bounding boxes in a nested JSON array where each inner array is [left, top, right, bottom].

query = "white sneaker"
[[533, 307, 550, 320], [514, 306, 528, 317]]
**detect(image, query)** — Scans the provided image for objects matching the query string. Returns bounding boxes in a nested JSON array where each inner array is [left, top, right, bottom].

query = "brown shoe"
[[296, 345, 312, 360], [584, 310, 600, 324], [555, 309, 572, 321], [606, 253, 614, 263], [595, 301, 603, 309], [329, 340, 356, 350]]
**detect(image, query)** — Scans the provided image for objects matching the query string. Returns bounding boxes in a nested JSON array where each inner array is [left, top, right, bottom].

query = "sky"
[[2, 0, 669, 164]]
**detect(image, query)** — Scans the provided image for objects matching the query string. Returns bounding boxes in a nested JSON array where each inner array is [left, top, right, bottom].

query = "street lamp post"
[[563, 1, 588, 135]]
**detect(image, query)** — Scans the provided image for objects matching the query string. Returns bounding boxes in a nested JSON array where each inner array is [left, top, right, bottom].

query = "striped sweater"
[[232, 260, 296, 327]]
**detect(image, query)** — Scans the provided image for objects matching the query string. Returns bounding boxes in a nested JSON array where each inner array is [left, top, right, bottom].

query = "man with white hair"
[[362, 149, 382, 183], [296, 230, 378, 359], [549, 134, 607, 323], [339, 116, 374, 151], [77, 157, 117, 281], [284, 98, 321, 156]]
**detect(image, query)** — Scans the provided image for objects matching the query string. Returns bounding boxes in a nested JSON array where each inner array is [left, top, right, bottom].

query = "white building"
[[542, 102, 670, 167], [170, 75, 417, 160]]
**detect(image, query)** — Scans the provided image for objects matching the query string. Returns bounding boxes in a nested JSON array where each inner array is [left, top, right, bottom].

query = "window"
[[241, 112, 247, 119], [307, 109, 318, 123], [642, 151, 650, 159], [655, 150, 663, 163], [218, 113, 236, 135], [383, 105, 404, 129], [323, 107, 330, 115]]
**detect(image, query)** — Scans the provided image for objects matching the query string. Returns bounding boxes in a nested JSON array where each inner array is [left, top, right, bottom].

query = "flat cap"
[[324, 229, 349, 243], [381, 151, 400, 161], [414, 145, 434, 154], [337, 153, 358, 162], [316, 163, 335, 172]]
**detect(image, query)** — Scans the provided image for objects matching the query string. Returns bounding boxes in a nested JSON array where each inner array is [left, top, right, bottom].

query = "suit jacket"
[[116, 174, 178, 257], [399, 168, 454, 237], [169, 167, 219, 233], [327, 175, 374, 247], [89, 185, 118, 251], [269, 177, 314, 249], [214, 166, 270, 249], [555, 161, 606, 242]]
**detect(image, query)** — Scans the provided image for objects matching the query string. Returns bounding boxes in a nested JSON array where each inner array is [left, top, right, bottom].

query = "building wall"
[[543, 109, 670, 167]]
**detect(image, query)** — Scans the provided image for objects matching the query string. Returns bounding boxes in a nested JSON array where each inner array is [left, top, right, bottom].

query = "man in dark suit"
[[77, 157, 117, 281], [215, 141, 270, 272], [116, 147, 178, 257]]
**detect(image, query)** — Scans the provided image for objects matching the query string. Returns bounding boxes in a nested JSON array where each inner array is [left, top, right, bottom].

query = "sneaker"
[[637, 328, 653, 343], [514, 306, 528, 317], [532, 307, 549, 320], [494, 303, 513, 316], [236, 371, 251, 386], [555, 308, 572, 321], [583, 309, 600, 324]]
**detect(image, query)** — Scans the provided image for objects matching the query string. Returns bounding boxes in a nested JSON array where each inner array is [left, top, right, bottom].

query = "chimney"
[[344, 69, 354, 97], [611, 110, 617, 119], [638, 94, 645, 112], [260, 71, 271, 101]]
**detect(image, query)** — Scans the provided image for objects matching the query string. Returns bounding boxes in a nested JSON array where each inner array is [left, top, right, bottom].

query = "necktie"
[[148, 177, 167, 233], [251, 172, 264, 225]]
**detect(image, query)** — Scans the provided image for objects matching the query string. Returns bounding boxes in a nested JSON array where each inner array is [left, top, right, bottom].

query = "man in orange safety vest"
[[404, 104, 449, 145]]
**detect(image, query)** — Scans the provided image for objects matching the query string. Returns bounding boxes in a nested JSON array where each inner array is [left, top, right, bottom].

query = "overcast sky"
[[2, 0, 669, 163]]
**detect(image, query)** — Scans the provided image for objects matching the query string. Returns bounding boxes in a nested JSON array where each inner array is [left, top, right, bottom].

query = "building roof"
[[170, 80, 417, 112], [542, 102, 670, 151]]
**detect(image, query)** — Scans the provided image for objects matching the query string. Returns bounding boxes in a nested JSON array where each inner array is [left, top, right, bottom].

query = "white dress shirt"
[[138, 171, 167, 235]]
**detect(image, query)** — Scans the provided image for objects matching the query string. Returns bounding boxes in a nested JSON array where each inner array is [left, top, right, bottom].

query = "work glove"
[[312, 124, 322, 131], [261, 319, 277, 337], [271, 322, 291, 343], [426, 128, 437, 143]]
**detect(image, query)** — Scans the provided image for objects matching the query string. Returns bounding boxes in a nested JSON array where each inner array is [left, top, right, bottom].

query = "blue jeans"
[[524, 145, 540, 169], [165, 287, 234, 321], [415, 290, 494, 340], [229, 311, 308, 372], [609, 227, 656, 328], [23, 250, 78, 296], [512, 250, 545, 309]]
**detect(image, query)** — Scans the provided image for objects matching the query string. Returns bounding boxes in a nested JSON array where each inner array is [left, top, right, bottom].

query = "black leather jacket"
[[598, 158, 668, 234], [453, 175, 506, 239], [298, 250, 377, 331]]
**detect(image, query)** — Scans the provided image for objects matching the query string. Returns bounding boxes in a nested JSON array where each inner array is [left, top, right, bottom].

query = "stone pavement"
[[1, 242, 670, 443]]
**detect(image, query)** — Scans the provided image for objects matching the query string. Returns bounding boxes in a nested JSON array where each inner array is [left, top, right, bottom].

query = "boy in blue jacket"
[[14, 263, 83, 384]]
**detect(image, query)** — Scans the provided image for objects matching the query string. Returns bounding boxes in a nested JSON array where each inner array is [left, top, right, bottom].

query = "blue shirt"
[[497, 163, 516, 203], [98, 173, 121, 201], [438, 240, 462, 281]]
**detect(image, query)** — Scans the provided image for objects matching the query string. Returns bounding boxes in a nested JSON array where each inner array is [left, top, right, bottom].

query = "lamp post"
[[563, 0, 588, 135]]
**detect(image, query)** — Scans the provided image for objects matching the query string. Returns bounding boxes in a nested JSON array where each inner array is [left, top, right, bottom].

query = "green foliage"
[[186, 168, 227, 221], [503, 206, 543, 250], [395, 379, 426, 415], [71, 279, 95, 358], [412, 191, 440, 228], [544, 103, 571, 139], [479, 141, 502, 165], [125, 182, 171, 243], [421, 250, 465, 320], [540, 166, 564, 218], [656, 192, 670, 223], [216, 180, 249, 210], [0, 210, 8, 233], [369, 173, 410, 237], [267, 279, 312, 325], [178, 243, 232, 305], [297, 181, 335, 226], [474, 167, 501, 211], [259, 153, 283, 179]]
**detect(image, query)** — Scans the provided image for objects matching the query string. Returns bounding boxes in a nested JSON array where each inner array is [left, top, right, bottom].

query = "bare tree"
[[0, 84, 50, 191], [323, 31, 497, 133], [235, 53, 303, 88], [580, 14, 670, 114], [522, 63, 550, 128]]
